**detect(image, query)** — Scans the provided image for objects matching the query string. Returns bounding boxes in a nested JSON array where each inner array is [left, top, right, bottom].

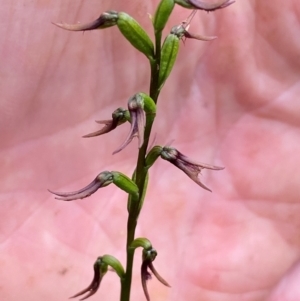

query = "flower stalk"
[[51, 1, 233, 300]]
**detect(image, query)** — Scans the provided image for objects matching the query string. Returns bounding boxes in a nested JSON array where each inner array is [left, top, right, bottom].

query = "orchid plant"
[[50, 1, 233, 300]]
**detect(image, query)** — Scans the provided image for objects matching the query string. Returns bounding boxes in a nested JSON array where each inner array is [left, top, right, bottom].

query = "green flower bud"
[[145, 145, 163, 169], [101, 255, 125, 279], [111, 171, 139, 199], [158, 33, 179, 90], [130, 237, 152, 251], [117, 12, 154, 59], [153, 0, 175, 33]]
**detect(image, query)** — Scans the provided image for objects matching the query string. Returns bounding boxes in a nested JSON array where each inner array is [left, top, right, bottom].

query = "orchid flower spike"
[[48, 171, 113, 201], [141, 248, 170, 301], [83, 108, 129, 138], [160, 146, 224, 192]]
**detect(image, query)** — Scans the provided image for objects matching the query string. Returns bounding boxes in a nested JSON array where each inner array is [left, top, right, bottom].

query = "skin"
[[1, 0, 300, 300]]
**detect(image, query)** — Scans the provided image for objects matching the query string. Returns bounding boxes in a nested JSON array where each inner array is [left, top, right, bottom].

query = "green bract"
[[158, 33, 180, 90], [145, 146, 163, 169], [130, 237, 152, 250], [117, 12, 155, 59], [112, 171, 139, 199], [153, 0, 175, 33]]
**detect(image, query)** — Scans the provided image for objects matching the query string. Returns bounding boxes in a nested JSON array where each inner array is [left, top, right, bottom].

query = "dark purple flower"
[[70, 258, 107, 301], [160, 146, 224, 192], [113, 94, 145, 154], [141, 249, 170, 301], [48, 171, 113, 201]]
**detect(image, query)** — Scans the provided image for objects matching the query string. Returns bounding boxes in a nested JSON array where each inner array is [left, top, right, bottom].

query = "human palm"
[[1, 1, 299, 300]]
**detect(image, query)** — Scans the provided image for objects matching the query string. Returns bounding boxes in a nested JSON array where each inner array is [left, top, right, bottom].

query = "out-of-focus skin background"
[[1, 1, 300, 300]]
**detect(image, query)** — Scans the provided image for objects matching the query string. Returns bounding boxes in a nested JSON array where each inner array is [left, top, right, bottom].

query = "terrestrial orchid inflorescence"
[[50, 0, 233, 300]]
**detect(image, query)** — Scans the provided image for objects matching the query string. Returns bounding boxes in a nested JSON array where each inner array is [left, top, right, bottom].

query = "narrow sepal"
[[160, 146, 224, 192], [53, 10, 119, 31], [117, 12, 154, 59], [111, 171, 139, 199], [83, 108, 129, 138], [148, 262, 170, 287], [70, 258, 108, 300], [159, 34, 180, 90], [153, 0, 175, 33], [48, 171, 113, 201], [171, 23, 217, 41], [145, 146, 163, 169]]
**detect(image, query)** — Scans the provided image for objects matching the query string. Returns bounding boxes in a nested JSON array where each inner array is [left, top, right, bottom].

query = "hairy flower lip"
[[161, 147, 224, 192], [52, 10, 119, 31], [48, 171, 113, 201]]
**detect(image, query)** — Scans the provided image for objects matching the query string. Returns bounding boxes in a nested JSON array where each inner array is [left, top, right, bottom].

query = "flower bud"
[[117, 12, 154, 59], [158, 33, 180, 90], [153, 0, 175, 33]]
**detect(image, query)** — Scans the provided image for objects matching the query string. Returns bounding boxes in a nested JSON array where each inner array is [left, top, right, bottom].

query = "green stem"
[[120, 29, 162, 301]]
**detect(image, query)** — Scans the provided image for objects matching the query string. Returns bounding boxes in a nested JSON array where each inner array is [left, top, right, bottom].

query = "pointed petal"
[[112, 113, 138, 155], [178, 152, 224, 170], [52, 18, 106, 31], [148, 262, 170, 287], [184, 31, 217, 41], [48, 178, 101, 200], [83, 121, 115, 138], [175, 160, 213, 192], [136, 107, 145, 148], [70, 267, 101, 300], [141, 261, 151, 301]]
